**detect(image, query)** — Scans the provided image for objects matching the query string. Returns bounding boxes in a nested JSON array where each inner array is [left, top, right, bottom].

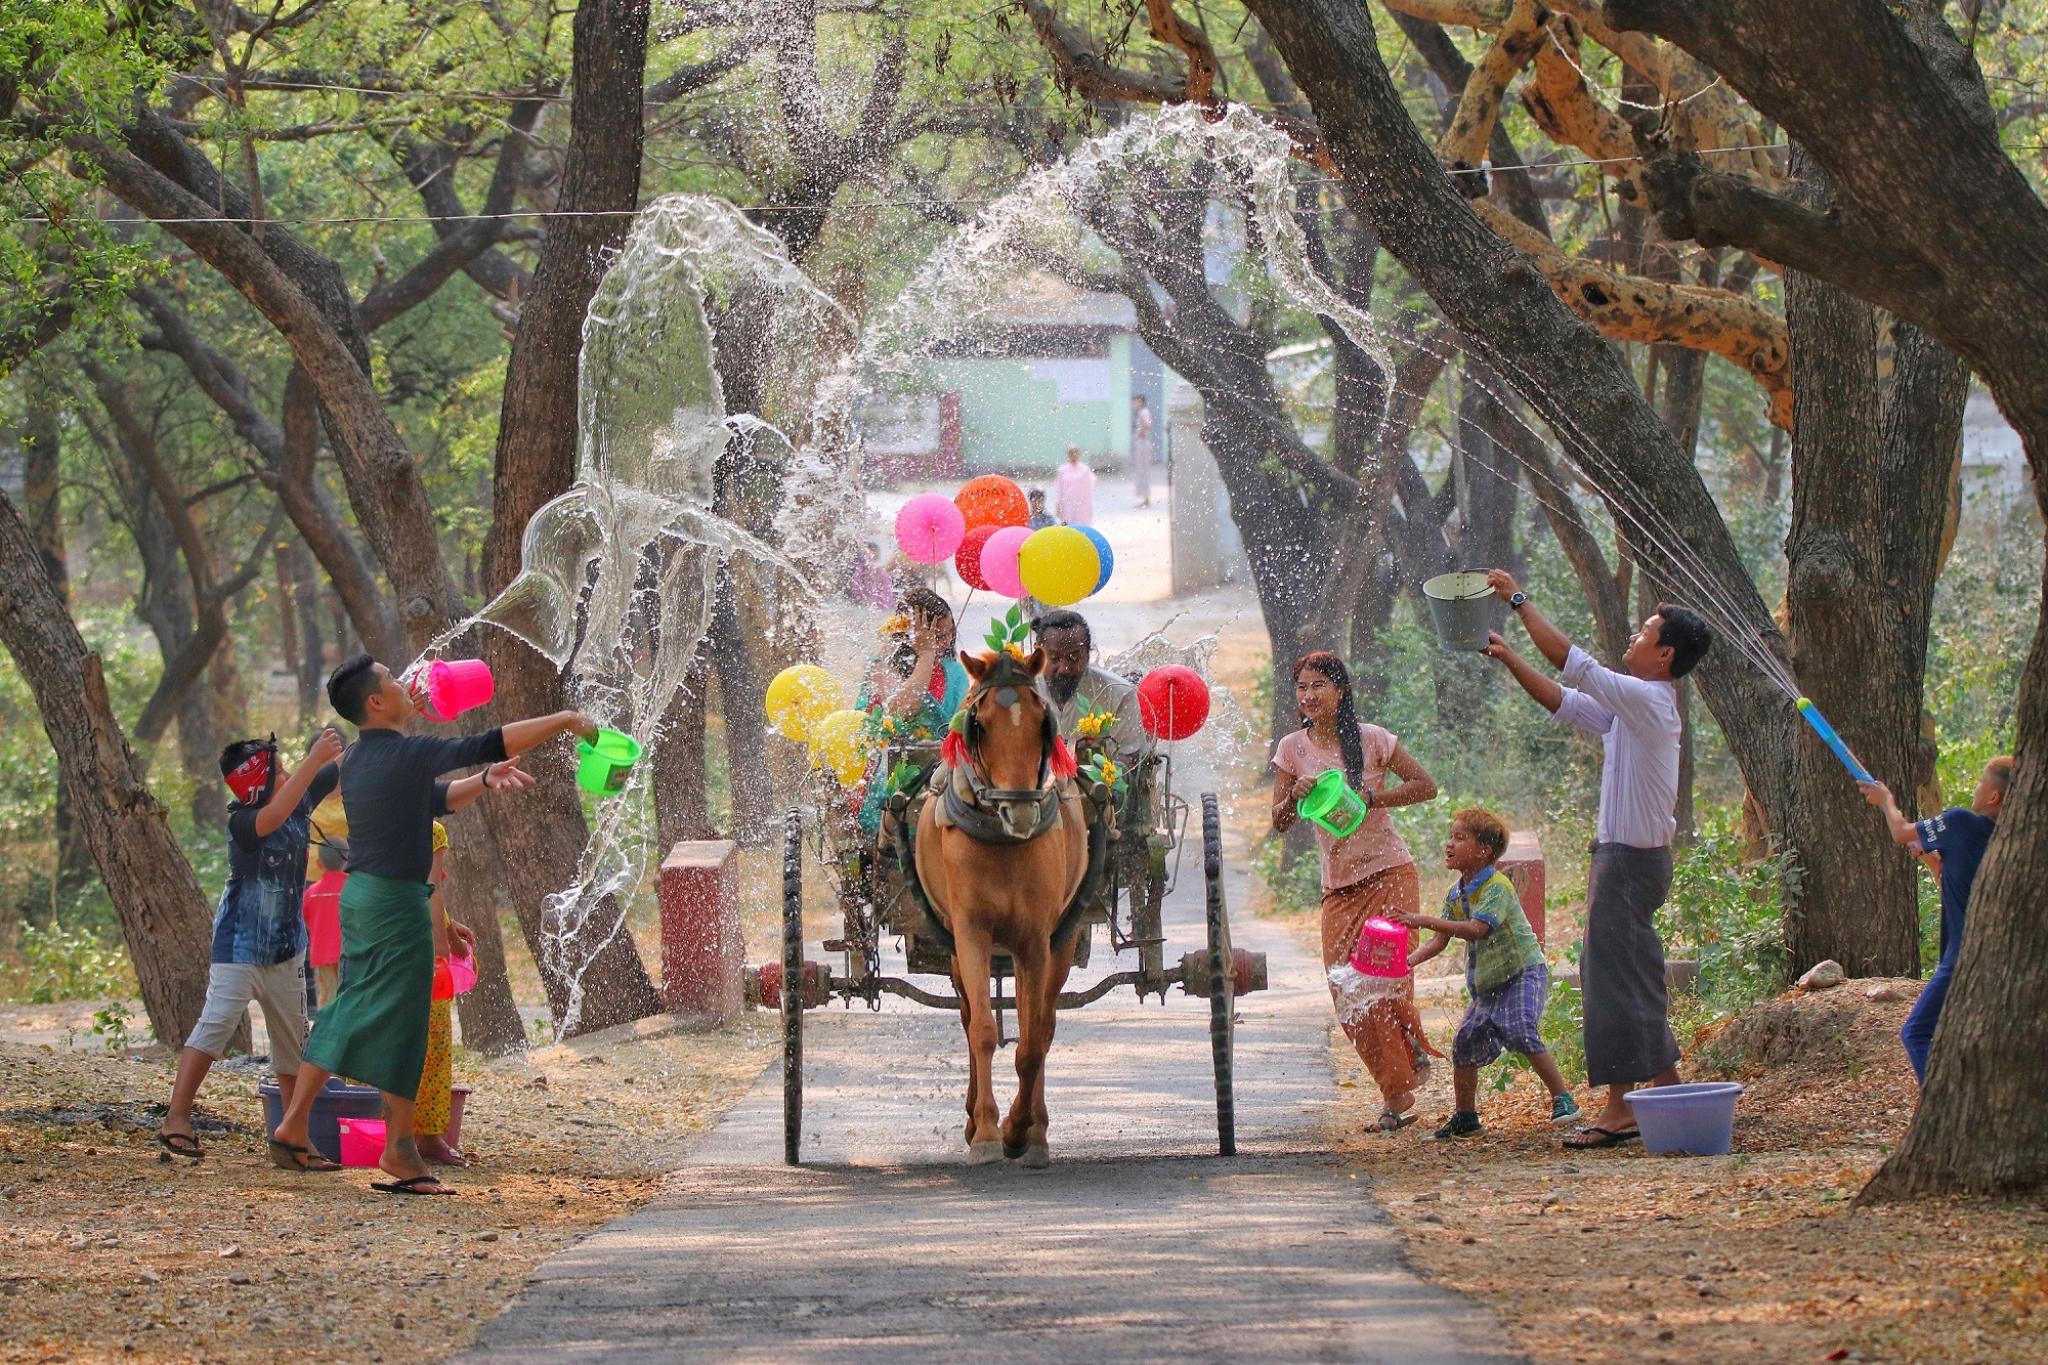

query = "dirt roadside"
[[1281, 903, 2047, 1364]]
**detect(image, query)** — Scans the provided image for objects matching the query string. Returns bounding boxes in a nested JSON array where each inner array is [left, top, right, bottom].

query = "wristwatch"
[[1508, 591, 1529, 611]]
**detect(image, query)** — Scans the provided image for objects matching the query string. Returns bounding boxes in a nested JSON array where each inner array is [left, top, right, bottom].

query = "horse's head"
[[958, 647, 1056, 792]]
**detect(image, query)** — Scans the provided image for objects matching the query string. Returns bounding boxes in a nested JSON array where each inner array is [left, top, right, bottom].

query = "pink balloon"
[[980, 525, 1031, 598], [894, 493, 966, 564]]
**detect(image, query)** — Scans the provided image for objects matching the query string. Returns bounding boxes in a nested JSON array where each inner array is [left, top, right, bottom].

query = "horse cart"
[[748, 731, 1267, 1166]]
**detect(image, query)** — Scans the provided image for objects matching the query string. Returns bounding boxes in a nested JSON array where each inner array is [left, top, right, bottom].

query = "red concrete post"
[[1499, 830, 1547, 944], [659, 840, 742, 1023]]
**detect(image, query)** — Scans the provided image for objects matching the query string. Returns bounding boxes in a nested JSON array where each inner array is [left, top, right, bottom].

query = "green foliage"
[[983, 604, 1031, 653], [1660, 806, 1795, 1011], [91, 999, 134, 1054], [8, 918, 133, 1004]]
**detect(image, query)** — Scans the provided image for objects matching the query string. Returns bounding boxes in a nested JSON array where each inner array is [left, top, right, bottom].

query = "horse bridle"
[[942, 659, 1065, 845]]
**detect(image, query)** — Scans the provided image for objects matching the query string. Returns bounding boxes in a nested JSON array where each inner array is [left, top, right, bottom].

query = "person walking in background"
[[418, 820, 468, 1167], [1480, 569, 1713, 1149], [1054, 445, 1095, 526], [1027, 489, 1056, 530], [1130, 394, 1154, 508], [303, 839, 348, 1009], [1862, 757, 2011, 1083], [1270, 651, 1442, 1132], [158, 729, 343, 1162]]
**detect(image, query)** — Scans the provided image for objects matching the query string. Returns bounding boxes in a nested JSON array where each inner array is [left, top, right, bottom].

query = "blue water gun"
[[1795, 697, 1874, 784]]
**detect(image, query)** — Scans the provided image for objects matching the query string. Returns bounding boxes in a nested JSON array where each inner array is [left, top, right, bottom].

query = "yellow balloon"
[[809, 709, 872, 786], [766, 664, 840, 743], [1017, 526, 1102, 608]]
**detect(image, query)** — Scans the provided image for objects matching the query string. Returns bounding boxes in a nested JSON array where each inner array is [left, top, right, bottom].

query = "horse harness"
[[888, 656, 1114, 950]]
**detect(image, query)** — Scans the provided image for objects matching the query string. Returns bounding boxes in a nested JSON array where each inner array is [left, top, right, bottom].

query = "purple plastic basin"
[[1623, 1081, 1745, 1156]]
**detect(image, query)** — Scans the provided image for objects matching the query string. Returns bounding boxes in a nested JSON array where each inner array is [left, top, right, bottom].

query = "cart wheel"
[[1201, 794, 1235, 1156], [781, 809, 804, 1166]]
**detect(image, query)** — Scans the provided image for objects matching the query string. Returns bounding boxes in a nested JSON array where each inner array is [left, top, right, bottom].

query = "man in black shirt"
[[269, 653, 595, 1195]]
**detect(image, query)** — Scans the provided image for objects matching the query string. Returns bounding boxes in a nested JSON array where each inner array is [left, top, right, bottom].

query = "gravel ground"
[[1308, 945, 2048, 1363], [0, 1018, 773, 1364]]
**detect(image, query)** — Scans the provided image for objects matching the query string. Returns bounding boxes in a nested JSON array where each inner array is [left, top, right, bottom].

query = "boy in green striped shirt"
[[1397, 807, 1579, 1139]]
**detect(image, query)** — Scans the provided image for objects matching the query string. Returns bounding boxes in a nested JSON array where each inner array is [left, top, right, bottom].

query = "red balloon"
[[955, 524, 1000, 592], [956, 475, 1029, 531], [1138, 666, 1211, 742]]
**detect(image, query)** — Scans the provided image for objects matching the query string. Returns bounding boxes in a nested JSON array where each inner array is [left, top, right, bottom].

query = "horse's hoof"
[[1019, 1144, 1050, 1169], [967, 1141, 1005, 1165]]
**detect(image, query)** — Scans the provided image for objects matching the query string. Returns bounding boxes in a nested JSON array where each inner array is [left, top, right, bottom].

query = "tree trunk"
[[282, 539, 325, 722], [1777, 152, 1967, 975], [1860, 539, 2048, 1202], [20, 389, 92, 890], [440, 813, 530, 1057], [0, 488, 211, 1047], [653, 645, 716, 852], [475, 0, 663, 1037]]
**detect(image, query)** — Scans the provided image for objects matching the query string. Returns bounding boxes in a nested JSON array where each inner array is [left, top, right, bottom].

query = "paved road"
[[466, 801, 1514, 1363]]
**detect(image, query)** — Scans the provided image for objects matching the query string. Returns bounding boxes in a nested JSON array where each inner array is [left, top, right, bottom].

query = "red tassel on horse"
[[1049, 736, 1079, 780], [941, 731, 969, 769]]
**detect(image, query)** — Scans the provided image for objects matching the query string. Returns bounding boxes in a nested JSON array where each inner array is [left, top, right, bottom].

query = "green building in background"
[[862, 273, 1168, 480]]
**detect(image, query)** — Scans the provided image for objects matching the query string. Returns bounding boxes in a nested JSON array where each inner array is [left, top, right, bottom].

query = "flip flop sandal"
[[1376, 1110, 1419, 1132], [371, 1174, 457, 1196], [1562, 1125, 1640, 1150], [157, 1132, 204, 1160], [267, 1138, 342, 1172]]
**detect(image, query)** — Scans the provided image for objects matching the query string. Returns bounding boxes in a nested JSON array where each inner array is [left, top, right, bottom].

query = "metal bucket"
[[1422, 571, 1498, 652]]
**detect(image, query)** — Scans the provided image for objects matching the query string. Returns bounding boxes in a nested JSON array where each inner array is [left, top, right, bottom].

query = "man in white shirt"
[[1480, 568, 1713, 1149]]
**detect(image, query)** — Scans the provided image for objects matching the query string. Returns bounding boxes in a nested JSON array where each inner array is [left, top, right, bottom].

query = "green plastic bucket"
[[1297, 768, 1369, 838], [1422, 570, 1498, 652], [576, 728, 643, 796]]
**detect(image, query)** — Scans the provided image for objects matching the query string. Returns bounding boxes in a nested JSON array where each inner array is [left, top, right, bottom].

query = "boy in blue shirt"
[[157, 727, 344, 1161], [1398, 806, 1580, 1139], [1861, 756, 2012, 1083]]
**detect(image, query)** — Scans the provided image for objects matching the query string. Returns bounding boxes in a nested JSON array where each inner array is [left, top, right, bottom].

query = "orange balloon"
[[955, 475, 1029, 530]]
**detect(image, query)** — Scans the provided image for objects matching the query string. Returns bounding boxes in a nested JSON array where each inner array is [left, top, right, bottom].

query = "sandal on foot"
[[371, 1174, 456, 1196], [1562, 1125, 1640, 1150], [1376, 1110, 1418, 1132], [157, 1132, 204, 1160], [267, 1138, 341, 1172]]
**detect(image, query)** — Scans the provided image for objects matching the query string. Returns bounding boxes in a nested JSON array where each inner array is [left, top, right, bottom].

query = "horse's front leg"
[[950, 958, 976, 1146], [1026, 935, 1078, 1168], [952, 931, 1004, 1163], [1002, 942, 1047, 1164]]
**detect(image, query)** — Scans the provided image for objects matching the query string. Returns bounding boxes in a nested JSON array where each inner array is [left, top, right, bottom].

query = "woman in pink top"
[[1271, 651, 1441, 1130]]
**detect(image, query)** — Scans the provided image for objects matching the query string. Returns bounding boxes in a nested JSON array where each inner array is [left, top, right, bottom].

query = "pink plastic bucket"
[[1349, 917, 1410, 979], [432, 951, 477, 1000], [422, 659, 494, 722], [337, 1117, 387, 1167]]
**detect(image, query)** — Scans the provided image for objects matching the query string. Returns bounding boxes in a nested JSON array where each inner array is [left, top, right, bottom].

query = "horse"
[[907, 646, 1106, 1167]]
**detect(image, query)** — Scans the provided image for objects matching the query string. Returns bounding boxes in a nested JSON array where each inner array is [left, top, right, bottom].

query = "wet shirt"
[[1271, 723, 1412, 894], [1551, 645, 1680, 849], [338, 728, 506, 884], [1442, 867, 1545, 994], [1051, 666, 1150, 755], [215, 766, 339, 966], [1916, 807, 1996, 967]]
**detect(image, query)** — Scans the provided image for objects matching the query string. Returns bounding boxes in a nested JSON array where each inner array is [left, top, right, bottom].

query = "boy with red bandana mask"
[[157, 727, 344, 1162]]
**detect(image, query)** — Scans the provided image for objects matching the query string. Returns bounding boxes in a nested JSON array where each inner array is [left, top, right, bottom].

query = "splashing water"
[[860, 104, 1394, 456], [420, 195, 852, 1033]]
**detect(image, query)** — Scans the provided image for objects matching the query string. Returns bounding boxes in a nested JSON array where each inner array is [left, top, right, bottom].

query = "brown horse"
[[912, 647, 1100, 1167]]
